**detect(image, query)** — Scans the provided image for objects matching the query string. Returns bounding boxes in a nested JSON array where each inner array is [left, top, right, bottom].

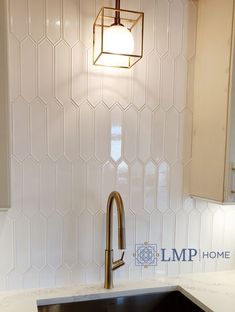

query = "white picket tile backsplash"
[[0, 0, 235, 291]]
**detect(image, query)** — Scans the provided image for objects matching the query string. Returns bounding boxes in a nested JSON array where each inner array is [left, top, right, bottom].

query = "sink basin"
[[38, 290, 204, 312]]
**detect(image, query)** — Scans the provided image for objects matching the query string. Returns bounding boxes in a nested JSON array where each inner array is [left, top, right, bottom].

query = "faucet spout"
[[104, 191, 126, 289]]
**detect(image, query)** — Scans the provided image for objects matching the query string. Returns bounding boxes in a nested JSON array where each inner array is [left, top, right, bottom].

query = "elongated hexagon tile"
[[56, 158, 72, 216], [130, 161, 144, 213], [55, 265, 71, 287], [78, 211, 93, 265], [144, 161, 157, 213], [55, 42, 71, 104], [200, 209, 213, 253], [132, 57, 146, 110], [0, 217, 14, 275], [160, 54, 174, 110], [169, 0, 183, 57], [47, 99, 64, 160], [141, 0, 155, 54], [124, 107, 138, 163], [157, 162, 170, 212], [124, 209, 135, 265], [79, 101, 94, 161], [182, 196, 194, 214], [63, 212, 77, 267], [39, 265, 55, 288], [63, 0, 80, 46], [9, 157, 23, 219], [135, 211, 150, 243], [7, 270, 23, 290], [170, 163, 183, 212], [174, 56, 187, 112], [46, 0, 61, 44], [95, 104, 110, 162], [40, 156, 56, 217], [102, 162, 116, 212], [155, 0, 169, 56], [110, 105, 123, 162], [22, 157, 40, 217], [212, 209, 225, 268], [138, 107, 151, 162], [38, 39, 53, 103], [93, 211, 105, 266], [72, 42, 88, 105], [162, 210, 175, 248], [30, 212, 46, 270], [151, 108, 165, 163], [12, 97, 30, 161], [179, 108, 193, 163], [116, 161, 129, 210], [47, 212, 63, 269], [150, 209, 163, 245], [146, 52, 160, 110], [70, 264, 86, 285], [14, 215, 30, 273], [23, 267, 40, 289], [80, 0, 95, 48], [64, 101, 79, 161], [86, 159, 102, 214], [188, 209, 200, 249], [72, 159, 86, 214], [28, 0, 44, 42], [165, 107, 179, 164], [8, 34, 20, 101], [30, 99, 47, 160], [21, 37, 37, 102], [9, 0, 27, 41], [183, 0, 197, 60], [175, 209, 188, 249]]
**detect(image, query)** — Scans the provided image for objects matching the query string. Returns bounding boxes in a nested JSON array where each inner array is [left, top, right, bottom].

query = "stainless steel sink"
[[38, 290, 205, 312]]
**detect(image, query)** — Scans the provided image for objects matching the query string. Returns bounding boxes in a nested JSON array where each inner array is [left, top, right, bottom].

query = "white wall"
[[0, 0, 235, 291]]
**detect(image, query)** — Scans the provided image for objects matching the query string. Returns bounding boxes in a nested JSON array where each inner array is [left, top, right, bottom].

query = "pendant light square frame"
[[93, 7, 144, 69]]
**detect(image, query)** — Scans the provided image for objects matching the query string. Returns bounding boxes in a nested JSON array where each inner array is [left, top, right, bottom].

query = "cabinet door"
[[0, 0, 10, 210], [190, 0, 234, 202]]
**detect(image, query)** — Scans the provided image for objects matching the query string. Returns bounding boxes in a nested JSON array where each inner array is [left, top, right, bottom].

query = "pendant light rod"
[[114, 0, 121, 25]]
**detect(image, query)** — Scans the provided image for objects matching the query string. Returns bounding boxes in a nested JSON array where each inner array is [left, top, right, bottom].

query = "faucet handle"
[[112, 251, 125, 271]]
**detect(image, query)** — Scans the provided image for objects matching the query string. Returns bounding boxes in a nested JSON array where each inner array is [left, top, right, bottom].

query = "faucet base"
[[104, 249, 113, 289]]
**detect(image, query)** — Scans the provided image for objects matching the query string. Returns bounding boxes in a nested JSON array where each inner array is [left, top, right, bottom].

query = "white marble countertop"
[[0, 271, 235, 312]]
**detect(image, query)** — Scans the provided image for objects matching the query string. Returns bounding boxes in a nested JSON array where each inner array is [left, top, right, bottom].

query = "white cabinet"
[[0, 0, 10, 210]]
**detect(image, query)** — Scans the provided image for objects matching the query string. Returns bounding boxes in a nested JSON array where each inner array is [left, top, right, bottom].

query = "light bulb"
[[103, 25, 134, 55]]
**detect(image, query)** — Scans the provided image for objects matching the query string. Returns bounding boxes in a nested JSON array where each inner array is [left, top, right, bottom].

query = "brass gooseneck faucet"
[[104, 191, 126, 289]]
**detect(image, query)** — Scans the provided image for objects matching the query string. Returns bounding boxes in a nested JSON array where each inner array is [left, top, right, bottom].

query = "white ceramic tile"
[[0, 217, 14, 274], [55, 265, 71, 287], [87, 48, 102, 106], [102, 162, 116, 212], [175, 210, 188, 249], [116, 161, 129, 210], [183, 1, 197, 60], [110, 105, 123, 162], [7, 270, 23, 290], [165, 107, 179, 164], [30, 212, 46, 269], [95, 104, 110, 162], [12, 97, 30, 161], [157, 162, 170, 212], [63, 212, 77, 267], [132, 57, 146, 110], [30, 99, 47, 160], [72, 160, 86, 214], [170, 163, 183, 212], [10, 158, 23, 218], [56, 158, 72, 215], [125, 209, 136, 265], [135, 211, 150, 243], [162, 210, 175, 248], [86, 159, 102, 214], [46, 0, 61, 44], [188, 209, 201, 273], [130, 161, 144, 213], [144, 161, 157, 213], [9, 0, 27, 41], [150, 209, 163, 245], [23, 267, 40, 289], [169, 0, 183, 57], [21, 37, 37, 102], [14, 215, 30, 273], [28, 0, 44, 41], [138, 107, 151, 162], [151, 108, 165, 163], [8, 34, 21, 101], [47, 99, 64, 160], [160, 54, 174, 110], [39, 265, 55, 288], [38, 39, 54, 102], [40, 156, 56, 217], [174, 56, 187, 112], [141, 0, 155, 54], [93, 211, 105, 266], [123, 107, 138, 163], [80, 0, 95, 48], [63, 0, 80, 46], [55, 41, 71, 103], [64, 101, 79, 161], [179, 108, 192, 163], [22, 157, 40, 217], [146, 52, 160, 110], [47, 212, 63, 269], [78, 211, 93, 265], [201, 209, 213, 271], [155, 0, 169, 56], [80, 101, 94, 161], [72, 42, 88, 105]]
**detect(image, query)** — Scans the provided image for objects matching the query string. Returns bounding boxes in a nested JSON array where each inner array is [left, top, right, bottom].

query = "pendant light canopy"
[[93, 0, 144, 69]]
